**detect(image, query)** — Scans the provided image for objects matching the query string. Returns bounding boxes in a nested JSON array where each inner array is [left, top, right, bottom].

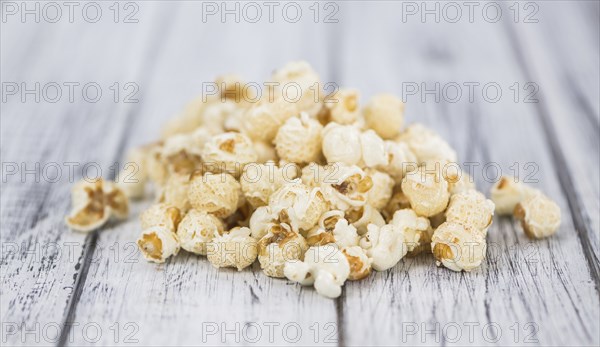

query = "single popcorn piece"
[[380, 140, 418, 182], [300, 163, 337, 188], [321, 123, 362, 165], [363, 94, 405, 139], [65, 179, 129, 233], [359, 223, 407, 271], [258, 223, 308, 277], [382, 185, 412, 221], [241, 97, 298, 142], [392, 209, 431, 253], [253, 141, 278, 163], [207, 227, 258, 271], [176, 209, 224, 255], [140, 203, 182, 232], [161, 133, 204, 175], [443, 166, 476, 195], [284, 244, 350, 298], [202, 132, 258, 178], [274, 113, 323, 165], [271, 61, 322, 116], [320, 165, 373, 211], [215, 74, 256, 103], [490, 176, 537, 215], [268, 182, 329, 232], [188, 172, 241, 218], [137, 226, 180, 263], [117, 147, 148, 199], [249, 206, 277, 240], [159, 172, 191, 212], [445, 190, 495, 234], [318, 88, 360, 125], [240, 162, 296, 208], [161, 96, 205, 139], [431, 221, 486, 272], [345, 204, 386, 235], [514, 193, 561, 239], [365, 169, 394, 210], [145, 143, 169, 187], [401, 167, 450, 217], [342, 246, 372, 280], [306, 217, 359, 248], [359, 130, 388, 168], [397, 124, 457, 166]]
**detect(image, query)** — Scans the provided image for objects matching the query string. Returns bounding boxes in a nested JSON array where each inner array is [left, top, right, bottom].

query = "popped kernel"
[[514, 193, 561, 239], [321, 123, 362, 165], [490, 176, 537, 215], [140, 203, 182, 233], [176, 209, 224, 255], [271, 61, 322, 116], [117, 147, 148, 199], [345, 204, 386, 235], [401, 166, 450, 217], [363, 94, 405, 139], [341, 246, 372, 280], [161, 133, 204, 175], [359, 130, 388, 168], [397, 124, 457, 166], [258, 223, 308, 277], [268, 182, 329, 232], [380, 140, 418, 182], [359, 223, 406, 271], [241, 97, 298, 142], [300, 163, 336, 188], [382, 185, 412, 222], [318, 88, 360, 125], [207, 227, 258, 271], [445, 190, 495, 234], [306, 217, 359, 248], [320, 165, 372, 211], [443, 166, 476, 195], [431, 221, 486, 272], [137, 226, 180, 263], [188, 172, 241, 218], [145, 143, 169, 187], [365, 169, 394, 210], [249, 206, 277, 240], [274, 113, 323, 165], [159, 172, 191, 212], [253, 141, 278, 163], [65, 179, 129, 233], [391, 209, 431, 253], [202, 132, 258, 178], [240, 162, 296, 208]]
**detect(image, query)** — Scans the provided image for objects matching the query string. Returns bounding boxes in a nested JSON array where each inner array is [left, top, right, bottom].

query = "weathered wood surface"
[[1, 1, 598, 346]]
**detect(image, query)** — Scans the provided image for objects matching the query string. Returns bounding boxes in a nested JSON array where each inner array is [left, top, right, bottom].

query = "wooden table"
[[1, 1, 598, 345]]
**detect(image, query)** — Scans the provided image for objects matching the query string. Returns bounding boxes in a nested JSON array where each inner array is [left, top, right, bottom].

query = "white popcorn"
[[253, 141, 278, 163], [320, 165, 372, 211], [306, 217, 359, 248], [207, 227, 258, 271], [359, 130, 388, 168], [382, 185, 411, 221], [284, 244, 350, 298], [161, 133, 204, 175], [159, 172, 191, 212], [202, 132, 258, 178], [188, 172, 241, 218], [161, 96, 205, 139], [117, 147, 148, 199], [380, 140, 418, 182], [514, 193, 561, 239], [274, 113, 323, 165], [176, 209, 224, 255], [401, 167, 450, 217], [363, 94, 405, 139], [258, 223, 308, 277], [319, 88, 360, 125], [321, 123, 362, 165], [342, 246, 372, 280], [271, 61, 322, 116], [359, 223, 406, 271], [240, 162, 296, 208], [397, 124, 457, 166], [490, 176, 537, 215], [249, 206, 277, 240], [432, 222, 486, 272], [300, 163, 336, 188], [391, 209, 431, 253], [65, 179, 129, 233], [241, 97, 298, 142], [345, 204, 386, 235], [268, 182, 329, 232], [365, 169, 394, 210], [145, 143, 169, 187], [140, 203, 182, 233], [137, 226, 180, 263], [200, 100, 237, 135], [445, 190, 495, 234], [444, 166, 476, 195]]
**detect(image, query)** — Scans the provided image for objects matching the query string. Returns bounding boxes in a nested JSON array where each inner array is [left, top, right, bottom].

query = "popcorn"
[[445, 190, 495, 234], [202, 132, 258, 178], [207, 227, 258, 271], [249, 206, 277, 240], [345, 204, 386, 235], [300, 163, 336, 188], [284, 244, 350, 298], [444, 166, 475, 195], [382, 185, 411, 221], [241, 97, 298, 142], [359, 223, 406, 271], [271, 61, 322, 116], [514, 193, 561, 239], [274, 113, 323, 165], [117, 147, 148, 199], [490, 176, 537, 215], [188, 172, 241, 218], [401, 167, 450, 217], [321, 123, 362, 165], [268, 182, 329, 232], [159, 173, 191, 212], [240, 162, 296, 208], [65, 179, 129, 233], [359, 130, 388, 168], [177, 209, 224, 255], [397, 124, 457, 166], [391, 209, 431, 253], [320, 165, 372, 211], [431, 222, 486, 272], [306, 217, 359, 248], [380, 140, 418, 182], [140, 203, 182, 233], [137, 226, 180, 263], [318, 88, 359, 125], [365, 169, 394, 210], [161, 133, 204, 175], [341, 246, 372, 280], [363, 94, 405, 139], [253, 141, 278, 163], [258, 223, 308, 277]]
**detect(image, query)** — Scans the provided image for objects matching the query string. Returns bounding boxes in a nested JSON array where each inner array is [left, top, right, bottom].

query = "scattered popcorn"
[[401, 167, 450, 217], [342, 246, 372, 280], [137, 226, 180, 263], [188, 172, 241, 218], [391, 209, 431, 254], [274, 113, 323, 164], [258, 223, 308, 277], [514, 192, 561, 239], [359, 223, 406, 271], [207, 227, 258, 271], [140, 203, 182, 233], [431, 222, 486, 272], [363, 94, 405, 139], [177, 209, 224, 255], [490, 176, 537, 215], [445, 190, 495, 234]]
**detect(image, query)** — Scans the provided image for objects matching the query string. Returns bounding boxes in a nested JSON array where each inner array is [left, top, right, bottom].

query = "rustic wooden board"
[[1, 1, 598, 346]]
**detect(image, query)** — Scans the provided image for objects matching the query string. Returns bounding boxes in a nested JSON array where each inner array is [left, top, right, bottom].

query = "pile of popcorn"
[[65, 62, 561, 298]]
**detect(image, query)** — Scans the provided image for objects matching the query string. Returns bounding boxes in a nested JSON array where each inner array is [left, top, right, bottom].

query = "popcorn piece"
[[65, 179, 129, 233], [359, 130, 388, 168], [401, 167, 450, 217], [160, 172, 191, 212], [274, 113, 323, 165], [249, 206, 277, 240], [392, 209, 431, 253], [514, 193, 561, 239], [240, 162, 296, 208], [397, 124, 457, 166], [140, 203, 182, 232], [306, 217, 359, 248], [161, 96, 205, 139], [431, 222, 486, 272], [241, 97, 298, 142], [271, 61, 322, 116], [202, 132, 258, 178], [318, 88, 360, 125], [207, 227, 258, 271], [444, 166, 475, 195], [145, 143, 169, 187], [363, 94, 405, 139], [258, 223, 308, 277], [359, 223, 406, 271], [137, 226, 180, 263], [380, 140, 418, 182], [117, 147, 148, 199], [345, 204, 386, 235], [188, 172, 241, 218], [215, 74, 256, 103], [176, 209, 224, 255], [382, 185, 412, 222], [321, 123, 362, 165], [300, 163, 336, 188], [490, 176, 537, 215], [268, 182, 329, 232], [253, 141, 278, 163], [284, 244, 350, 298], [161, 133, 204, 175], [320, 165, 372, 211], [342, 246, 372, 281], [445, 190, 495, 234], [365, 169, 394, 210]]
